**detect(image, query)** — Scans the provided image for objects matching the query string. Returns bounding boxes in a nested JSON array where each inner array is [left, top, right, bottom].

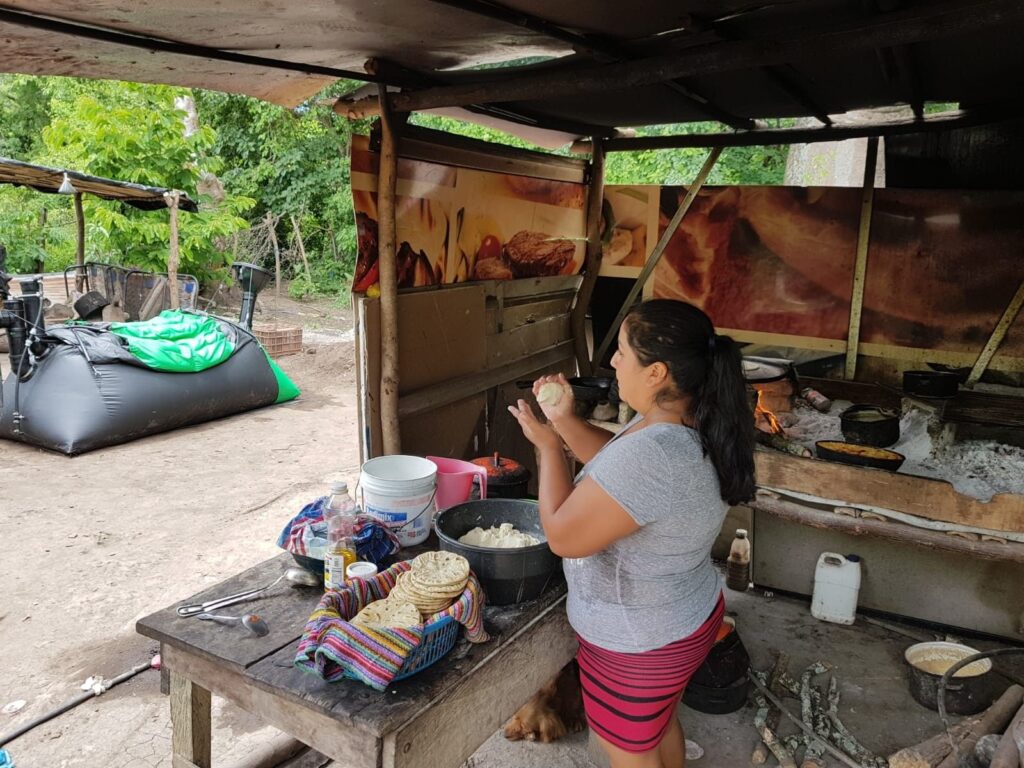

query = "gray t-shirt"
[[564, 417, 727, 653]]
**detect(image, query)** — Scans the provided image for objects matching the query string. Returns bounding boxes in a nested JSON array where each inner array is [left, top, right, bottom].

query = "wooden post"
[[73, 192, 85, 293], [170, 672, 211, 768], [844, 136, 879, 381], [266, 213, 282, 297], [165, 191, 181, 310], [36, 207, 47, 274], [966, 278, 1024, 387], [377, 86, 403, 455], [571, 139, 605, 377], [591, 147, 722, 371], [290, 214, 314, 285]]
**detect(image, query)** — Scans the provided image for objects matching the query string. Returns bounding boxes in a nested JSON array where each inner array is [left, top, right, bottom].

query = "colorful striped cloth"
[[294, 560, 490, 690]]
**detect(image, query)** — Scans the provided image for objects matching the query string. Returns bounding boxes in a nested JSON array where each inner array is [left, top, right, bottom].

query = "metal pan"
[[903, 370, 960, 399]]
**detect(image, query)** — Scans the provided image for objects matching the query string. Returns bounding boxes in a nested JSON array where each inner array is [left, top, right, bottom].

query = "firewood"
[[889, 718, 979, 768], [989, 701, 1024, 768], [936, 685, 1024, 768], [752, 651, 791, 765], [975, 734, 1001, 767]]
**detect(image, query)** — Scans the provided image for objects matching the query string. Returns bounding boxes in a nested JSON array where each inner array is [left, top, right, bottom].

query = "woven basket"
[[253, 324, 302, 357]]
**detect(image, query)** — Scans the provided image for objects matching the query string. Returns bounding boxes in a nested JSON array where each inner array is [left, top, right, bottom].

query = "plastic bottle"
[[323, 482, 359, 591], [811, 553, 861, 625], [725, 529, 751, 592]]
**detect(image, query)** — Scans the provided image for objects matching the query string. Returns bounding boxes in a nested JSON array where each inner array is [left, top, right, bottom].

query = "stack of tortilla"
[[350, 552, 470, 628]]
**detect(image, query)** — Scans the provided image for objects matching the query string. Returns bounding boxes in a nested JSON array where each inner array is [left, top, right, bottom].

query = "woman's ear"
[[646, 361, 670, 387]]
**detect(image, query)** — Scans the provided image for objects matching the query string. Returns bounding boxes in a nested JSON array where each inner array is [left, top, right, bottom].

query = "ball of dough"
[[537, 382, 565, 406]]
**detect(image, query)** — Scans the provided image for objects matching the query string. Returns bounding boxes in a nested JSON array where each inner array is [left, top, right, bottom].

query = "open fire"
[[754, 390, 785, 436]]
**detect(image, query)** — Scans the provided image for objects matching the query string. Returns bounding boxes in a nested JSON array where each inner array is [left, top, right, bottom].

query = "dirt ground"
[[0, 293, 362, 767]]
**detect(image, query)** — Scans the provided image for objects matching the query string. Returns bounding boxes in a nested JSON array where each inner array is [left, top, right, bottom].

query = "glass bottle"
[[323, 481, 358, 591]]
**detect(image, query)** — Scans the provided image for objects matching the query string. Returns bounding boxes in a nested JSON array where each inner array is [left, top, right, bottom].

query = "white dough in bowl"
[[459, 523, 540, 548]]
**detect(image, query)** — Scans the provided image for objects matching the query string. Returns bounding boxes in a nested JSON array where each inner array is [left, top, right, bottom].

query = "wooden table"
[[137, 552, 574, 768]]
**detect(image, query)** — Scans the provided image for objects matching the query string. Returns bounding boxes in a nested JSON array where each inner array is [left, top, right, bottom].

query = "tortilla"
[[351, 597, 422, 629], [410, 551, 470, 588]]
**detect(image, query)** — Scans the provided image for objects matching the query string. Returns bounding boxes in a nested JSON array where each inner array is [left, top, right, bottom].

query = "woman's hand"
[[508, 399, 562, 452], [532, 374, 575, 425]]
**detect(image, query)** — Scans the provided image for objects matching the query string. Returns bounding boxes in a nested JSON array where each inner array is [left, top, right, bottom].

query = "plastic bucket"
[[427, 456, 488, 510], [360, 455, 438, 547]]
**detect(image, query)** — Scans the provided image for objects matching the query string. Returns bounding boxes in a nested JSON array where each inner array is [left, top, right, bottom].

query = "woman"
[[509, 299, 755, 768]]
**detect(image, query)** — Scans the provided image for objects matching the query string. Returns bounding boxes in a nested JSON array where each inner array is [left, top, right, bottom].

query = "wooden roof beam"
[[383, 0, 1024, 113], [873, 0, 927, 119], [422, 0, 754, 130], [590, 107, 1017, 151]]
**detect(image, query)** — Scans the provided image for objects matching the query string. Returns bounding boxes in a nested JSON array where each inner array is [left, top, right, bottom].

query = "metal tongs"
[[176, 571, 291, 617]]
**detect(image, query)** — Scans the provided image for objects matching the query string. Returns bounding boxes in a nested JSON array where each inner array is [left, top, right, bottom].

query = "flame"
[[754, 390, 785, 436]]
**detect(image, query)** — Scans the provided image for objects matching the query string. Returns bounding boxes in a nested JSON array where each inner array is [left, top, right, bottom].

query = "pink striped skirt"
[[576, 594, 725, 753]]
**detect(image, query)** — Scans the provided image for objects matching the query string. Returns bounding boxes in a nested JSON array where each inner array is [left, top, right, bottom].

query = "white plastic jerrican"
[[360, 455, 438, 547], [810, 552, 862, 625]]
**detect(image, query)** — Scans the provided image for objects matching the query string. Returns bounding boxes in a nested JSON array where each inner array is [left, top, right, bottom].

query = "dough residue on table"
[[458, 523, 540, 548]]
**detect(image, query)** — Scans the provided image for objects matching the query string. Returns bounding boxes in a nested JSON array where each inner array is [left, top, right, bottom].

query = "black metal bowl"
[[840, 404, 900, 447], [434, 499, 561, 605]]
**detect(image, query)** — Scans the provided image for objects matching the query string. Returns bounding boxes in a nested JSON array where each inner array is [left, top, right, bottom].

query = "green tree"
[[0, 77, 253, 278]]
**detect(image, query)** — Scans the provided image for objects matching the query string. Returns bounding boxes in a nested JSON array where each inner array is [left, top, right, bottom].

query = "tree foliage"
[[1, 74, 789, 295]]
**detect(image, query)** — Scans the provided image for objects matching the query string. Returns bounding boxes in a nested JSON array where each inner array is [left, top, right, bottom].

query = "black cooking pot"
[[904, 642, 997, 715], [816, 441, 905, 471], [903, 370, 960, 399], [840, 404, 900, 448], [470, 454, 530, 499], [435, 499, 561, 605]]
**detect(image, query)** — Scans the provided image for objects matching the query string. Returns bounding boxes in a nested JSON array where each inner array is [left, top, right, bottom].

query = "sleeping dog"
[[503, 661, 586, 743]]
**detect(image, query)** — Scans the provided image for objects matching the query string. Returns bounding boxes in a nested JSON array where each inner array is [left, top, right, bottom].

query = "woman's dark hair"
[[624, 299, 756, 505]]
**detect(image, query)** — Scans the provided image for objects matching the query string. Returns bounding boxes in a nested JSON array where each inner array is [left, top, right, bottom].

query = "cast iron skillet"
[[516, 376, 613, 403], [815, 440, 905, 471]]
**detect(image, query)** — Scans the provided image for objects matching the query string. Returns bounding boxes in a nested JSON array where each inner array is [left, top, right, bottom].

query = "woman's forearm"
[[550, 413, 614, 464], [536, 443, 574, 534]]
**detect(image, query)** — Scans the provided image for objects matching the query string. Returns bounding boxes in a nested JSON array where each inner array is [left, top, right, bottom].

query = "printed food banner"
[[601, 184, 1024, 363], [350, 135, 586, 292]]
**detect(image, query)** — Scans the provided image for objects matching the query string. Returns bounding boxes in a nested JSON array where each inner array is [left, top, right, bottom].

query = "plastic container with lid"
[[811, 553, 862, 625]]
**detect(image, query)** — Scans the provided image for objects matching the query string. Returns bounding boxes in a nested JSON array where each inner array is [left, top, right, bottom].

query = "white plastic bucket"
[[360, 455, 438, 547]]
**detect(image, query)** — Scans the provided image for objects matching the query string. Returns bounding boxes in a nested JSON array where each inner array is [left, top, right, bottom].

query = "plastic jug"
[[811, 553, 861, 625], [427, 456, 488, 510]]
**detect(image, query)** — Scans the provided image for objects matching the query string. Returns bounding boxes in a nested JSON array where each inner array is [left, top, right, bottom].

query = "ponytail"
[[693, 334, 756, 505], [624, 300, 756, 505]]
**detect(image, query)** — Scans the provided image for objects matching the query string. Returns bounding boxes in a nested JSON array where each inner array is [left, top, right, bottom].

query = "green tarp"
[[110, 310, 235, 373]]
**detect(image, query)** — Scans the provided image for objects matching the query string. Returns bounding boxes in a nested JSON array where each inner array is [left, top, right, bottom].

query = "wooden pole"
[[355, 0, 1024, 114], [73, 192, 85, 293], [571, 139, 605, 377], [593, 107, 1017, 151], [377, 87, 403, 455], [36, 207, 46, 274], [591, 147, 722, 371], [844, 137, 879, 381], [266, 213, 281, 298], [165, 190, 181, 310], [290, 214, 314, 285], [967, 278, 1024, 387]]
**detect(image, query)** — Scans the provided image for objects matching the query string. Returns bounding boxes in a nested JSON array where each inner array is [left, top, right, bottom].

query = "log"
[[889, 718, 979, 768], [376, 84, 402, 455], [976, 734, 1002, 767], [936, 685, 1024, 768], [266, 213, 281, 297], [570, 138, 604, 377], [750, 495, 1024, 563], [990, 701, 1024, 768], [752, 652, 791, 765]]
